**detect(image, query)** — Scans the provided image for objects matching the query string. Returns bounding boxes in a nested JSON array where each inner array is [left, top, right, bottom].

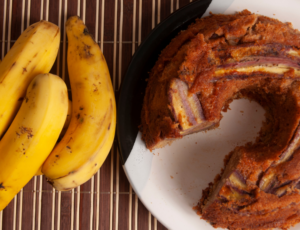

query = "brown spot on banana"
[[19, 126, 33, 139], [82, 44, 93, 58], [31, 80, 37, 89], [22, 68, 27, 74], [93, 84, 98, 92], [108, 123, 111, 130], [79, 107, 84, 110], [0, 183, 5, 190], [66, 146, 72, 153], [18, 97, 24, 101], [83, 27, 89, 35]]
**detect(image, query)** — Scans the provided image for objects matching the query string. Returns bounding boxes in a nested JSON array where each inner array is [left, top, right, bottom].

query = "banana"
[[34, 99, 72, 177], [0, 20, 60, 137], [0, 73, 68, 211], [42, 16, 116, 191]]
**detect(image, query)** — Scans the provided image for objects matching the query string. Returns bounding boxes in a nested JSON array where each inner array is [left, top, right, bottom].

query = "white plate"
[[119, 0, 300, 229]]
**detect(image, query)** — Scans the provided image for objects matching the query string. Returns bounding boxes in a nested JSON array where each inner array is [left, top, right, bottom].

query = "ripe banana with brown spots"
[[0, 20, 60, 137], [42, 16, 116, 191], [0, 73, 68, 211]]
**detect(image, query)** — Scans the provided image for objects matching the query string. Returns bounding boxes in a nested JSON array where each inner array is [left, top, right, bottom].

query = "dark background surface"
[[0, 0, 199, 229]]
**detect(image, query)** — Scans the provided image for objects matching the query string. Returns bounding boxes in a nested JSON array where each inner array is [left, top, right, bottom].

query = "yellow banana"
[[42, 16, 116, 191], [35, 99, 72, 177], [0, 20, 60, 137], [0, 73, 68, 210]]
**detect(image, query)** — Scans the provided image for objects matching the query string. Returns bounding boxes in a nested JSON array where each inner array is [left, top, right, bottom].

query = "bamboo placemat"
[[0, 0, 193, 229]]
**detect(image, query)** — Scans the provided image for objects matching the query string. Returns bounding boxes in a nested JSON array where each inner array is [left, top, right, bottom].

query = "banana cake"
[[140, 10, 300, 229]]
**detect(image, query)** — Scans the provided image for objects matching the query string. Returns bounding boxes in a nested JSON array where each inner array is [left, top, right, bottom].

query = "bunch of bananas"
[[0, 17, 116, 211]]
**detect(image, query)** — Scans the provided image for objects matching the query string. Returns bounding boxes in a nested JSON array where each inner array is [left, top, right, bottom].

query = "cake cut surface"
[[140, 10, 300, 229]]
